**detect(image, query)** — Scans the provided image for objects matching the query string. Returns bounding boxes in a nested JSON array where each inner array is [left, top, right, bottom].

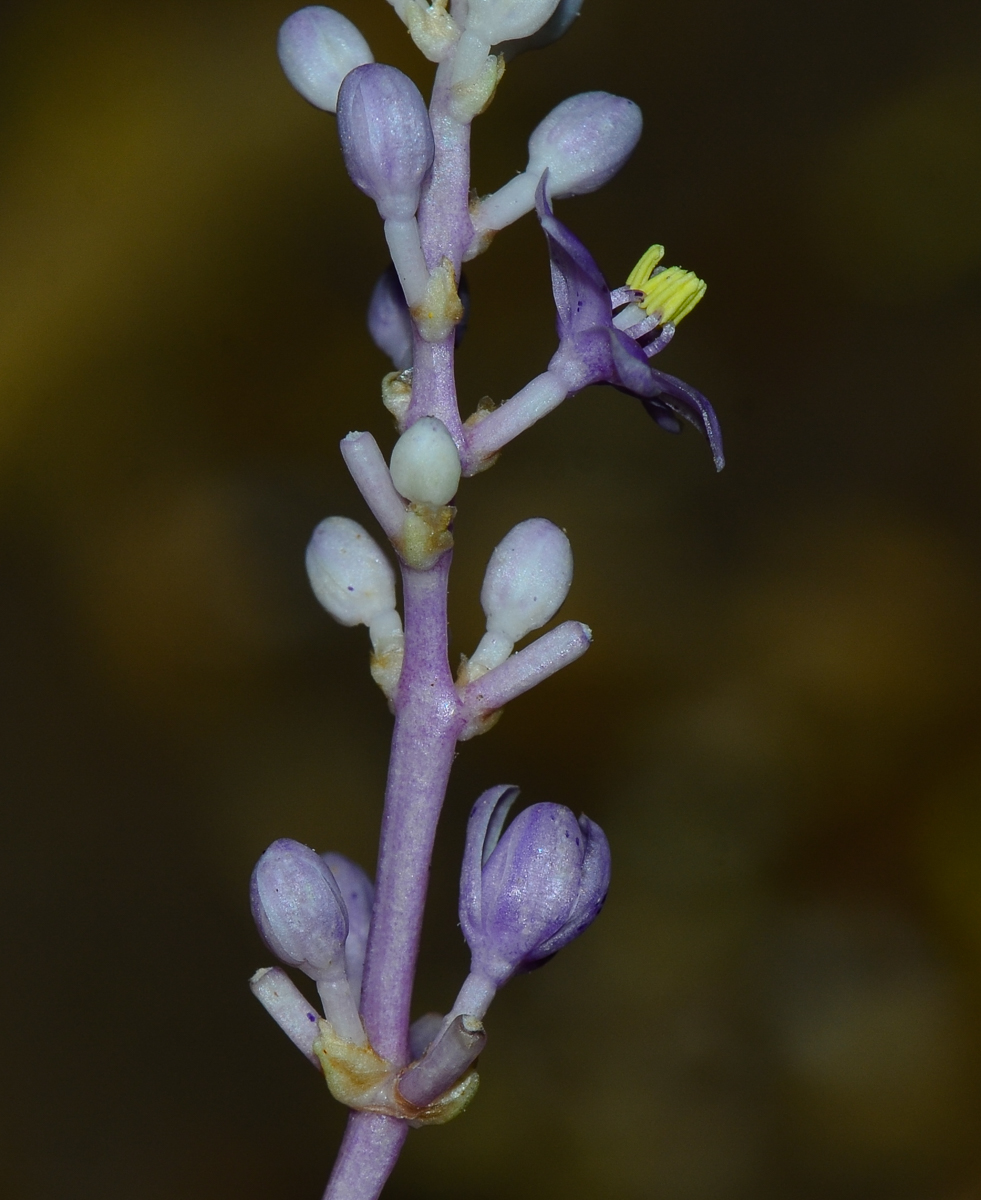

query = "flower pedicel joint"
[[250, 4, 723, 1197]]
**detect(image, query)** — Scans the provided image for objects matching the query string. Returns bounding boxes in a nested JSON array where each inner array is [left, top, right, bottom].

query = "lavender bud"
[[368, 266, 413, 371], [336, 64, 435, 221], [481, 518, 573, 643], [305, 516, 397, 627], [389, 417, 461, 506], [460, 787, 610, 986], [320, 852, 374, 1003], [528, 92, 642, 198], [494, 0, 583, 59], [277, 7, 373, 113], [466, 0, 561, 44], [251, 838, 349, 981]]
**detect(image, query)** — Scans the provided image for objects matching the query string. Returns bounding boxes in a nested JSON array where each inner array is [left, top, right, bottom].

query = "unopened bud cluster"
[[251, 839, 370, 1045]]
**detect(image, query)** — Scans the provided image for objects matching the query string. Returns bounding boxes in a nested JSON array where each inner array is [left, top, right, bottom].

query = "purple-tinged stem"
[[397, 1015, 485, 1108], [341, 432, 407, 540], [460, 620, 592, 723], [249, 967, 321, 1064], [359, 553, 466, 1063], [407, 336, 466, 444], [325, 39, 478, 1200], [446, 971, 498, 1023], [417, 56, 474, 274], [405, 52, 474, 440], [323, 1113, 408, 1200], [462, 370, 569, 473]]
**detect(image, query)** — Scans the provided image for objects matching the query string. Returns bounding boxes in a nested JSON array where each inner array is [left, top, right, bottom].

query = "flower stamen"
[[625, 244, 706, 326]]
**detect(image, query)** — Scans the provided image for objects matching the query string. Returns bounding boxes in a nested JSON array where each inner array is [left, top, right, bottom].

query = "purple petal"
[[250, 838, 349, 979], [367, 265, 413, 370], [535, 173, 611, 336], [459, 786, 521, 949], [643, 369, 725, 471], [534, 814, 610, 959], [477, 803, 586, 976]]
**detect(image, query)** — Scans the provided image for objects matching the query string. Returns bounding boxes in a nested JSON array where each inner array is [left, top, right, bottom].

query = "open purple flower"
[[536, 174, 725, 471]]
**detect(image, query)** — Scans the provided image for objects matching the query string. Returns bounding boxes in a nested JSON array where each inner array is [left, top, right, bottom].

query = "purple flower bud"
[[368, 265, 414, 371], [460, 786, 610, 986], [320, 851, 374, 1003], [528, 92, 642, 198], [277, 7, 374, 113], [336, 64, 435, 221], [494, 0, 583, 59], [367, 267, 472, 370], [251, 838, 349, 982]]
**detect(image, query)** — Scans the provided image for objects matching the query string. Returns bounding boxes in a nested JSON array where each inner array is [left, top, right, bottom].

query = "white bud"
[[481, 518, 573, 643], [389, 417, 461, 506], [277, 7, 374, 113], [472, 91, 642, 239], [466, 0, 561, 44], [306, 517, 397, 626], [527, 92, 643, 197]]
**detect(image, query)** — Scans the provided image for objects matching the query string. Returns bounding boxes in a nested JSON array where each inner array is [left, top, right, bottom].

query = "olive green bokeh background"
[[2, 1, 981, 1197]]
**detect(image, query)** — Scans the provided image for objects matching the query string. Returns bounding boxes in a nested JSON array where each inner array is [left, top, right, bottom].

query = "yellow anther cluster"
[[625, 244, 706, 326]]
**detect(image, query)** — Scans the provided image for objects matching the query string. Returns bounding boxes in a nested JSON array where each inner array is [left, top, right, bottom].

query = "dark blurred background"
[[2, 1, 981, 1197]]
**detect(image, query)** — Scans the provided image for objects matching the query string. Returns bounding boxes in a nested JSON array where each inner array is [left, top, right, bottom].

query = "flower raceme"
[[254, 1, 725, 1193]]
